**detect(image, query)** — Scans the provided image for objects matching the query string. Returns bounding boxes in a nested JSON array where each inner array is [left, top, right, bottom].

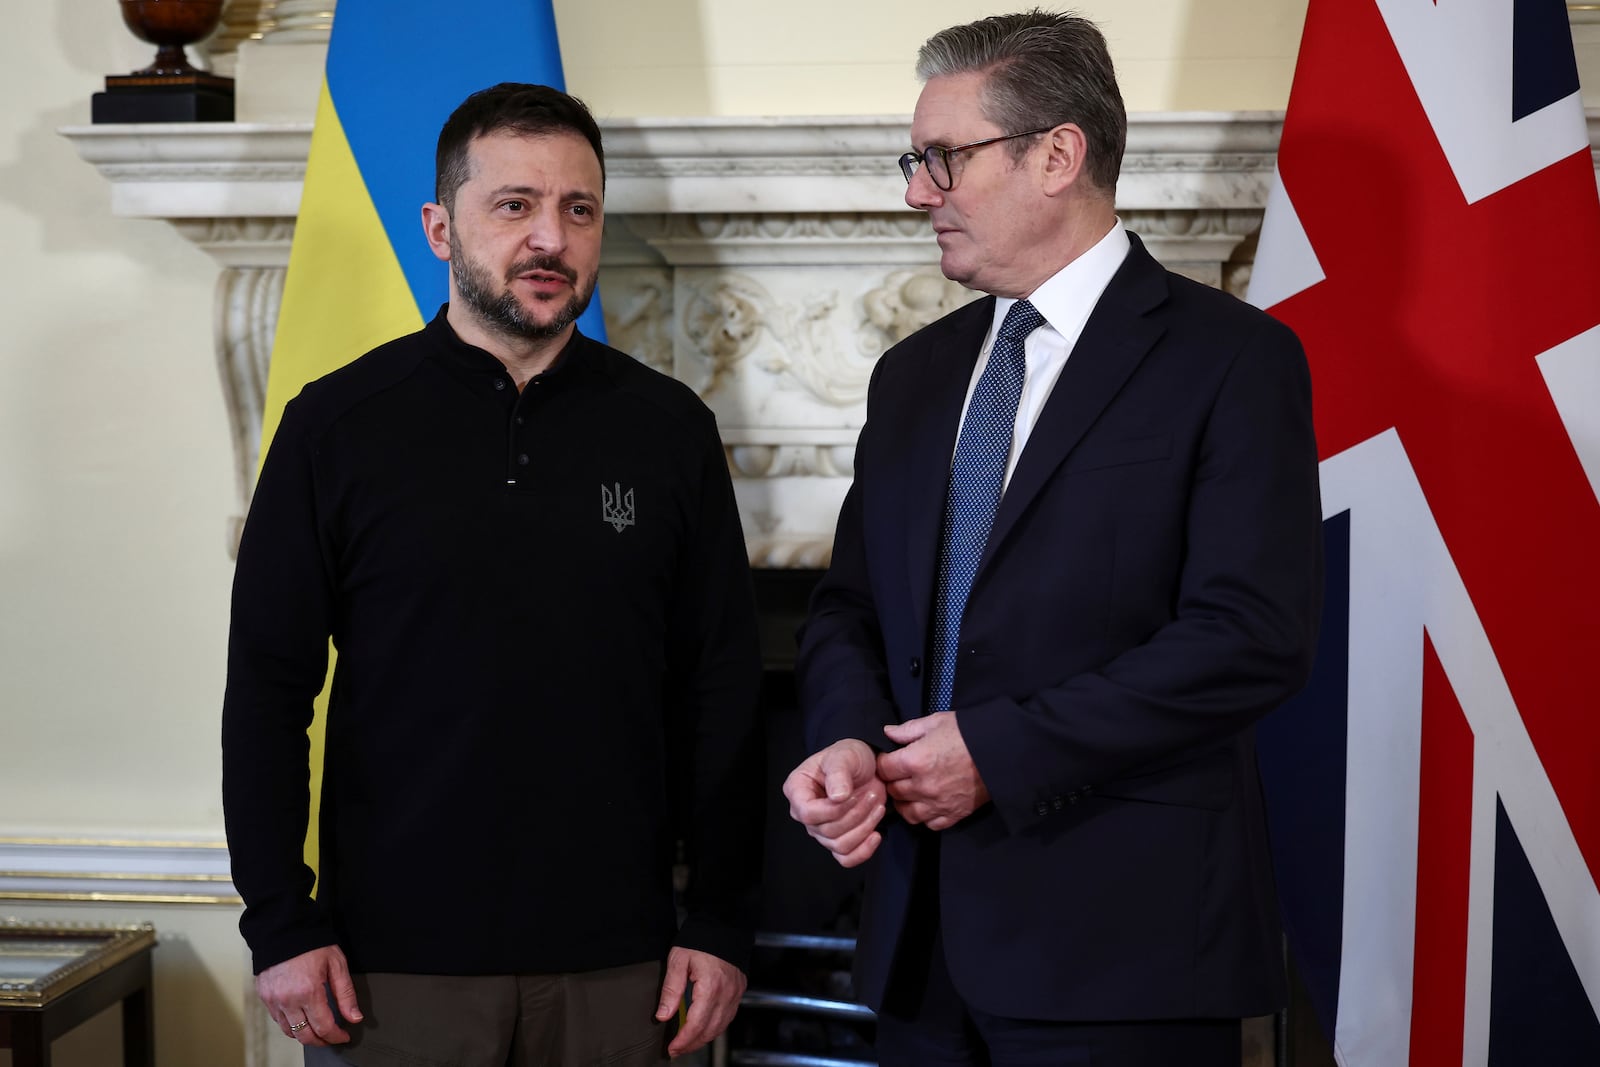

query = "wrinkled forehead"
[[462, 129, 604, 194]]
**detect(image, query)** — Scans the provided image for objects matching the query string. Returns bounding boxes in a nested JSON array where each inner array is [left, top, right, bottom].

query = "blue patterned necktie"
[[929, 299, 1044, 712]]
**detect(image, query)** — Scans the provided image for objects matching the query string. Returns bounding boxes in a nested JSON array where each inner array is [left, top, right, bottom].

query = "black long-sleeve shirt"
[[222, 309, 763, 977]]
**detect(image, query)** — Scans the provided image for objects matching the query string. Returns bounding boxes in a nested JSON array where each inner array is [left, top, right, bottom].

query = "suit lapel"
[[903, 297, 995, 646], [981, 235, 1170, 571]]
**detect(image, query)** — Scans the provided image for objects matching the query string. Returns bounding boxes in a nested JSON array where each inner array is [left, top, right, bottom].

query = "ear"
[[1039, 123, 1089, 197], [421, 201, 452, 263]]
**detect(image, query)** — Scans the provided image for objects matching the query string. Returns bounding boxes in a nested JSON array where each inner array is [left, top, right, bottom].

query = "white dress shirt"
[[955, 219, 1131, 489]]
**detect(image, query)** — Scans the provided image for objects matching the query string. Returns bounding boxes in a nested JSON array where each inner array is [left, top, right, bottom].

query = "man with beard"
[[223, 83, 763, 1066]]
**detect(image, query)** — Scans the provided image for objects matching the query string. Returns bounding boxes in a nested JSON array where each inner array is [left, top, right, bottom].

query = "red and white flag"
[[1249, 0, 1600, 1062]]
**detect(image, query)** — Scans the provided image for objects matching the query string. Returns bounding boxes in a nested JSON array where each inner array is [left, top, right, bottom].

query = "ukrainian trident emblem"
[[601, 482, 635, 533]]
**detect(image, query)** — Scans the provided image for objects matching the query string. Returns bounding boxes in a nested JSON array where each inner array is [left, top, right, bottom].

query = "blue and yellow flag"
[[264, 0, 601, 872]]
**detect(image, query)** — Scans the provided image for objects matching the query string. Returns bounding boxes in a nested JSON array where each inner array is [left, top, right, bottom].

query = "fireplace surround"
[[61, 112, 1289, 562]]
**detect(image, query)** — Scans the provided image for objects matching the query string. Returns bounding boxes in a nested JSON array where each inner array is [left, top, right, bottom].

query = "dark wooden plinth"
[[92, 85, 234, 123]]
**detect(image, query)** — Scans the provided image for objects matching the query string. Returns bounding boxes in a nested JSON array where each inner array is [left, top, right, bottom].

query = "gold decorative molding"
[[0, 838, 239, 906], [0, 890, 241, 906], [0, 835, 228, 850]]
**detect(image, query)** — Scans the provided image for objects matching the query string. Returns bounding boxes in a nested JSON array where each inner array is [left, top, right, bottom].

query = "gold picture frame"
[[0, 920, 156, 1009]]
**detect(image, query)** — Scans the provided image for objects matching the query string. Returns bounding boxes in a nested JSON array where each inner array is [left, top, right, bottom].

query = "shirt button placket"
[[505, 379, 525, 483]]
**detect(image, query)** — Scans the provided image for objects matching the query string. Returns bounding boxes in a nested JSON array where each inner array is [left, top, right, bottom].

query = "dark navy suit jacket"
[[796, 233, 1324, 1022]]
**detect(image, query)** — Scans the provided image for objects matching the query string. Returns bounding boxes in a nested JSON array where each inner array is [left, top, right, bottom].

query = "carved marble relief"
[[215, 267, 280, 554], [678, 273, 771, 396], [678, 269, 899, 411], [599, 267, 674, 376], [187, 219, 1262, 564], [664, 259, 981, 565], [861, 267, 977, 345]]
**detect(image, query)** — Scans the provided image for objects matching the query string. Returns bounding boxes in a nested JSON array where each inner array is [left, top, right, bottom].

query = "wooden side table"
[[0, 921, 156, 1067]]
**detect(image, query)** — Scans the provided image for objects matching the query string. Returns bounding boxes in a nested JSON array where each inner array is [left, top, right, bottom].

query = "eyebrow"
[[480, 184, 601, 209], [908, 131, 956, 152], [487, 184, 600, 203]]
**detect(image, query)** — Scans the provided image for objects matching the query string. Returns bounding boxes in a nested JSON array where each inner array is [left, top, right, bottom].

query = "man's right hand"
[[782, 738, 887, 867], [255, 944, 363, 1047]]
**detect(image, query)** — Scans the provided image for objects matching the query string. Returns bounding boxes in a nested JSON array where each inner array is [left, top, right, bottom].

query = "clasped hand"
[[879, 712, 989, 831], [782, 712, 990, 866]]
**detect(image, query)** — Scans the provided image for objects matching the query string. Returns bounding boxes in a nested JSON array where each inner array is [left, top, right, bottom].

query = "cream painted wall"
[[557, 0, 1310, 117], [0, 5, 250, 1066], [0, 4, 234, 835]]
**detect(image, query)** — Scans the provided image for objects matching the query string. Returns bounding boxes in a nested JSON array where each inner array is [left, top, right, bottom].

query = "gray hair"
[[916, 9, 1126, 195]]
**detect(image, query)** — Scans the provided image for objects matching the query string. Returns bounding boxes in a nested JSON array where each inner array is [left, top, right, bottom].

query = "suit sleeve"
[[795, 354, 904, 755], [666, 414, 765, 972], [221, 397, 341, 972], [960, 317, 1324, 831]]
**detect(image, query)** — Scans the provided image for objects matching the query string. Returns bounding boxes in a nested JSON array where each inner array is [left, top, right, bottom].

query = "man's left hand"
[[655, 946, 747, 1058], [878, 712, 990, 830]]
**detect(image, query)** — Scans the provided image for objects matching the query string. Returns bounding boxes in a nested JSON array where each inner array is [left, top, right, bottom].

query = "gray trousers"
[[301, 962, 669, 1067]]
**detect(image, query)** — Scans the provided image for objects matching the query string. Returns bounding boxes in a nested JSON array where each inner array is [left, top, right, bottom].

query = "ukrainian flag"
[[263, 0, 602, 871]]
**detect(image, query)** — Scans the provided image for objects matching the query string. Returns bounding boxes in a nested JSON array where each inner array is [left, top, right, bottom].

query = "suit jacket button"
[[909, 657, 921, 678]]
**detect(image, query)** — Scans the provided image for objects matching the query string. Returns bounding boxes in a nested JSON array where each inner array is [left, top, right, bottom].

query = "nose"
[[522, 203, 569, 254], [905, 165, 942, 212]]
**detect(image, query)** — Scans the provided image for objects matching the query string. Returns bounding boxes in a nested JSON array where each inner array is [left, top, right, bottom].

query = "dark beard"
[[451, 231, 597, 342]]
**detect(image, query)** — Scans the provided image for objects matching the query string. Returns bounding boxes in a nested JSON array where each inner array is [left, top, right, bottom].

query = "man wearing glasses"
[[783, 11, 1323, 1065]]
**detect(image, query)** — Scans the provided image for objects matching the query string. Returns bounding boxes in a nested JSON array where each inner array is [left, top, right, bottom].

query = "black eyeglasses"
[[898, 127, 1054, 190]]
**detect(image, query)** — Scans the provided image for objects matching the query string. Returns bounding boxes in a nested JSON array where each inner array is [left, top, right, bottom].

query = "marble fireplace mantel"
[[60, 112, 1283, 220], [58, 112, 1600, 564]]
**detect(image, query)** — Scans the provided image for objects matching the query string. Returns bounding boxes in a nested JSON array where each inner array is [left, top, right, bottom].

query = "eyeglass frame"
[[898, 127, 1056, 191]]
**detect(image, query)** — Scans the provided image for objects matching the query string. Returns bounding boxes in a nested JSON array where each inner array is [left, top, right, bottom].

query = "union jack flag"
[[1248, 1, 1600, 1063]]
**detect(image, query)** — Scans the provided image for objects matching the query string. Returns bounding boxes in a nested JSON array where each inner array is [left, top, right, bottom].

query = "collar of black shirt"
[[423, 303, 590, 391]]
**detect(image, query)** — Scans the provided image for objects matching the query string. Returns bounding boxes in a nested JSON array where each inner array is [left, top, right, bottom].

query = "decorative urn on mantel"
[[94, 0, 236, 122]]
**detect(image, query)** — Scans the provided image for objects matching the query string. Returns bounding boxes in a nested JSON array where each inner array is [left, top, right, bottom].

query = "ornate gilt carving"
[[206, 0, 277, 71], [260, 0, 335, 43]]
